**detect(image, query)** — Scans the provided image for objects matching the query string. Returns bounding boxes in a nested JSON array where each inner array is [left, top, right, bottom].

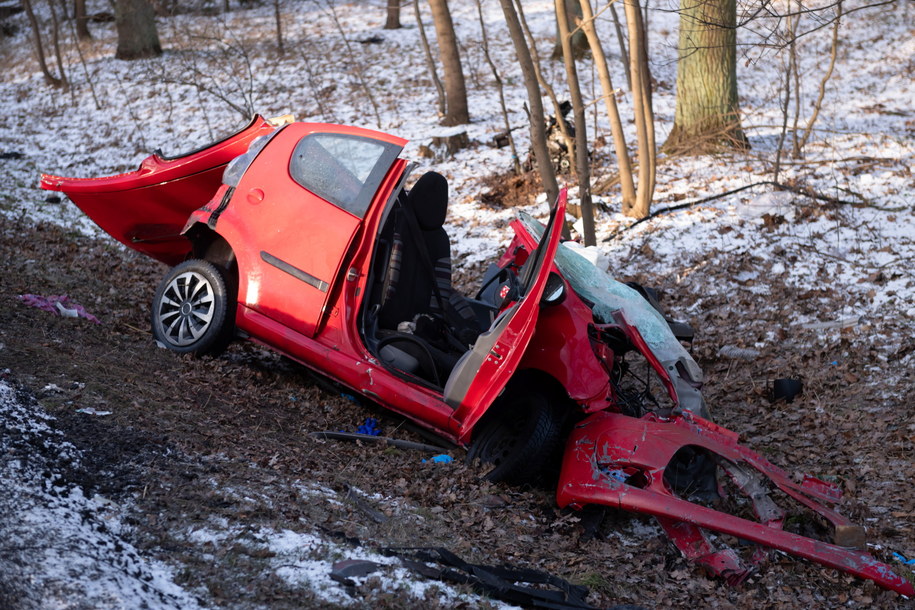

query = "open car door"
[[444, 191, 567, 442]]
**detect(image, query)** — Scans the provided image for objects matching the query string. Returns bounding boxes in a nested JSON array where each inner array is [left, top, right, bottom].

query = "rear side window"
[[289, 133, 400, 218]]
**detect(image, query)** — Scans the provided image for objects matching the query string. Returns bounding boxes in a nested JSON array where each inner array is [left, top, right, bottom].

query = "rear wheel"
[[467, 386, 565, 485], [151, 259, 234, 357]]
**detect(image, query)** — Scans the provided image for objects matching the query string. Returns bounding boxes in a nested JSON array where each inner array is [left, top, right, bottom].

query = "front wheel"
[[467, 388, 565, 485], [151, 259, 234, 357]]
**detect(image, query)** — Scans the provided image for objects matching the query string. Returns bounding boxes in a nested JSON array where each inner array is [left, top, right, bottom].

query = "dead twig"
[[604, 180, 887, 241], [309, 431, 449, 454]]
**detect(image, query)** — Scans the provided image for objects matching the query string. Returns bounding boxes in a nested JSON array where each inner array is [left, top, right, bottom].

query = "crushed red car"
[[41, 116, 914, 596]]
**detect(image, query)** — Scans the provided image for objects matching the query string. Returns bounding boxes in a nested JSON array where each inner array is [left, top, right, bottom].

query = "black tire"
[[151, 259, 234, 357], [467, 386, 565, 485]]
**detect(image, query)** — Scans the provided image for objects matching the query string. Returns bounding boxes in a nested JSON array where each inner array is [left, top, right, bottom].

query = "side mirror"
[[541, 272, 566, 306]]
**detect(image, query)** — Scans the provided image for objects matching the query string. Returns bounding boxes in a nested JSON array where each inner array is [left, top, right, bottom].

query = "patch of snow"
[[0, 380, 202, 609]]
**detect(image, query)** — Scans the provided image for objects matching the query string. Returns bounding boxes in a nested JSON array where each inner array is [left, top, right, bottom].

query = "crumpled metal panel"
[[556, 410, 914, 596]]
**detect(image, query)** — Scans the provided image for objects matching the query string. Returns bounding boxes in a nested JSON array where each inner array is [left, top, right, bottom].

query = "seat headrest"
[[407, 171, 448, 230]]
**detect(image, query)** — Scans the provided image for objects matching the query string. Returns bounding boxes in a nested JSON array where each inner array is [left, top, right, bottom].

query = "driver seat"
[[379, 171, 462, 329]]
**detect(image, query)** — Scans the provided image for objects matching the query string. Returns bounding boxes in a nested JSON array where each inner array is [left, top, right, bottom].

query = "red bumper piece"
[[556, 411, 914, 596]]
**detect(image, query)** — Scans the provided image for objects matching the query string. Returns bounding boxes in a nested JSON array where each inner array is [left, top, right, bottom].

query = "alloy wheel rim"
[[156, 271, 215, 346]]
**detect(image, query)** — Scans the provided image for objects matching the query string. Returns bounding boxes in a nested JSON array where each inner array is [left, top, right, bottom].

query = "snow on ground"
[[0, 374, 515, 609], [0, 0, 911, 315], [0, 0, 913, 605], [0, 377, 202, 608]]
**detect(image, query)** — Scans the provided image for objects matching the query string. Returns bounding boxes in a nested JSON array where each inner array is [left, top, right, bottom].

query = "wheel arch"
[[184, 223, 238, 284], [466, 367, 579, 485]]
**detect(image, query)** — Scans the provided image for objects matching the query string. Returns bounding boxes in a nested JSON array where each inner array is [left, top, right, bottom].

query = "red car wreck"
[[41, 116, 913, 597]]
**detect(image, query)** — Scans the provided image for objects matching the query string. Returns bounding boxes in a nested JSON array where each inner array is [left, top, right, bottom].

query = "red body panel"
[[446, 192, 567, 442], [503, 221, 611, 409], [557, 411, 915, 596], [40, 116, 275, 266], [218, 126, 362, 336]]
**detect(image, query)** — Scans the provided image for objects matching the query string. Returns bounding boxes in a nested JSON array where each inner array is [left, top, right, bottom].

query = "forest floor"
[[1, 202, 913, 608]]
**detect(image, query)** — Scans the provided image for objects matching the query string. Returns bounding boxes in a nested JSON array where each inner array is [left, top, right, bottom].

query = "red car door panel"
[[219, 125, 404, 337], [445, 191, 567, 440]]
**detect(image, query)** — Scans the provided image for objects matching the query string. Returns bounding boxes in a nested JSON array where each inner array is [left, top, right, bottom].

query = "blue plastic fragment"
[[893, 552, 915, 566], [422, 454, 453, 464], [356, 417, 380, 436]]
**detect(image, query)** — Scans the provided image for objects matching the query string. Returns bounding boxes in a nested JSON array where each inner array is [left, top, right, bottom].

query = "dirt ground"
[[1, 207, 913, 608]]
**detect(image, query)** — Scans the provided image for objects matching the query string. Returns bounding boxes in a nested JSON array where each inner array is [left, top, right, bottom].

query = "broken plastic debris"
[[356, 417, 380, 436], [771, 378, 803, 403], [18, 294, 100, 324], [56, 301, 79, 318], [422, 454, 453, 464], [799, 317, 860, 331], [717, 345, 761, 360], [76, 407, 112, 416], [330, 559, 382, 580], [893, 552, 915, 566]]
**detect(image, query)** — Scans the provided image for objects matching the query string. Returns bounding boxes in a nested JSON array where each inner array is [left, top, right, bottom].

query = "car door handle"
[[247, 188, 265, 205]]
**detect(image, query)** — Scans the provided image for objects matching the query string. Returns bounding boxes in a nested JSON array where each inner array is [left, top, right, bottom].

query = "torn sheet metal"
[[556, 410, 915, 596]]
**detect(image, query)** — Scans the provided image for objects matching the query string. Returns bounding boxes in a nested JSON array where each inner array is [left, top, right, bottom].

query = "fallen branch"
[[309, 431, 449, 453], [604, 180, 886, 241]]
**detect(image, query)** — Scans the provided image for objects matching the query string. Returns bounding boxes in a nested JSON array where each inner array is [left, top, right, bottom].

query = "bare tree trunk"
[[555, 0, 595, 245], [498, 0, 559, 211], [414, 0, 446, 119], [384, 0, 401, 29], [69, 12, 102, 109], [22, 0, 67, 88], [475, 0, 520, 174], [274, 0, 284, 55], [788, 0, 801, 157], [552, 0, 589, 60], [796, 0, 842, 153], [115, 0, 162, 60], [773, 49, 791, 183], [74, 0, 90, 39], [663, 0, 748, 154], [577, 0, 635, 211], [609, 3, 631, 91], [47, 0, 68, 90], [427, 0, 469, 125], [514, 0, 576, 177], [624, 0, 654, 219]]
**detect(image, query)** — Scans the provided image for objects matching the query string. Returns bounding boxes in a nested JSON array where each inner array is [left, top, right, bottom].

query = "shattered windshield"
[[519, 212, 703, 383]]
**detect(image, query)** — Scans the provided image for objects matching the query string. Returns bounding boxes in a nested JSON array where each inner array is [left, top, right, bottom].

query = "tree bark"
[[427, 0, 469, 125], [498, 0, 559, 210], [555, 0, 595, 245], [274, 0, 284, 55], [624, 0, 655, 219], [22, 0, 66, 88], [115, 0, 162, 61], [414, 0, 446, 119], [609, 3, 631, 90], [663, 0, 748, 153], [577, 0, 635, 211], [384, 0, 401, 29], [475, 0, 520, 174], [74, 0, 90, 39], [514, 0, 575, 180], [552, 0, 589, 60]]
